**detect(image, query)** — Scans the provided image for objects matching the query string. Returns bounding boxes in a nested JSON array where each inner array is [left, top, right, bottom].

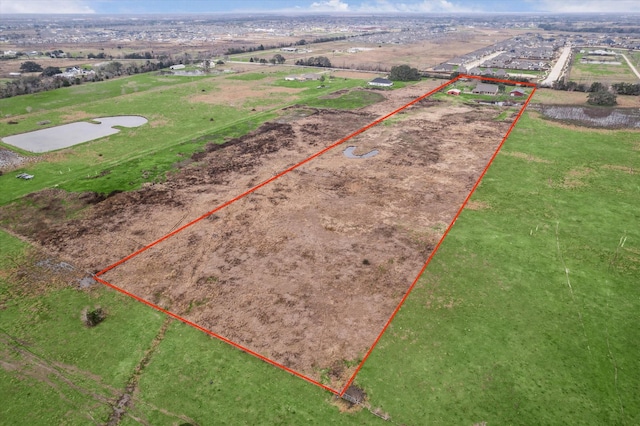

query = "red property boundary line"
[[95, 75, 536, 397]]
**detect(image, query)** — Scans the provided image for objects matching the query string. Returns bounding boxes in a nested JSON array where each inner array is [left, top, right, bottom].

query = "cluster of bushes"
[[295, 56, 332, 68], [551, 80, 640, 106], [611, 82, 640, 95], [553, 80, 640, 95], [249, 54, 286, 65]]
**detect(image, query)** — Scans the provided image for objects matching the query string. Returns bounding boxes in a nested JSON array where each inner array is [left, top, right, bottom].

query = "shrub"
[[587, 90, 617, 106], [81, 306, 106, 327]]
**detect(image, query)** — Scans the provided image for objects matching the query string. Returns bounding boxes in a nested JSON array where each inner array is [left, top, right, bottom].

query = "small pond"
[[536, 105, 640, 128], [2, 116, 148, 153]]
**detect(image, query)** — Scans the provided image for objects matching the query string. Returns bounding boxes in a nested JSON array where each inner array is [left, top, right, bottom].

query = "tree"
[[587, 90, 617, 106], [272, 54, 286, 64], [589, 82, 605, 92], [20, 61, 43, 73], [389, 64, 420, 81], [41, 66, 62, 77]]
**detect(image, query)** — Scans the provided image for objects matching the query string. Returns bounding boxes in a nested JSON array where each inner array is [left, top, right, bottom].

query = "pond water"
[[2, 116, 148, 153], [536, 106, 640, 128], [343, 146, 379, 159]]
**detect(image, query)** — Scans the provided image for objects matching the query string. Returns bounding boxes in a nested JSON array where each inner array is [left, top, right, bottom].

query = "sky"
[[1, 0, 640, 15]]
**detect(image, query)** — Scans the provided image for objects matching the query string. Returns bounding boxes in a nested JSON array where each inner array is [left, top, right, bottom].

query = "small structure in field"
[[170, 64, 186, 70], [368, 77, 393, 87], [447, 88, 461, 96], [285, 73, 322, 81], [472, 83, 499, 95], [509, 88, 526, 97]]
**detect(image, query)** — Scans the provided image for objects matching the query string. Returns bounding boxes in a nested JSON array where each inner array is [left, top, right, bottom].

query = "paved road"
[[463, 50, 505, 70], [620, 53, 640, 80], [541, 43, 572, 87]]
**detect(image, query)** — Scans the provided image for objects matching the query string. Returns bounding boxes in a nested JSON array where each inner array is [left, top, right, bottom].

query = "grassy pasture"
[[355, 110, 640, 424]]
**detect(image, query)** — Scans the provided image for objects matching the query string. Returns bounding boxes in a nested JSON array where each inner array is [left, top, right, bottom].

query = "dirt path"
[[106, 317, 173, 426], [620, 53, 640, 80]]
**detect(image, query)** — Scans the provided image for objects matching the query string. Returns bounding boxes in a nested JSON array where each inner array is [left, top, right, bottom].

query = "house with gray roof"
[[472, 83, 499, 95]]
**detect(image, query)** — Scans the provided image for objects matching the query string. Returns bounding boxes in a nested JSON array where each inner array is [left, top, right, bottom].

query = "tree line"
[[1, 60, 173, 98], [224, 35, 351, 56]]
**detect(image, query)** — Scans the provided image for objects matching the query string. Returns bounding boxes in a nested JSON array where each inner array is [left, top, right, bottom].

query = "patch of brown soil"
[[563, 167, 593, 188], [60, 111, 95, 122], [466, 200, 490, 210], [331, 71, 381, 80], [602, 164, 636, 174], [500, 150, 552, 163], [190, 80, 300, 106], [320, 88, 350, 99], [4, 93, 513, 390]]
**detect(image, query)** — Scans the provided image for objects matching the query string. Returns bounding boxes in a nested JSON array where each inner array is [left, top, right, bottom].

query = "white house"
[[170, 64, 186, 70]]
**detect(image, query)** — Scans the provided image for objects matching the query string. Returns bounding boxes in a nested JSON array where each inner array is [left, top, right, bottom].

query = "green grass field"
[[1, 70, 639, 424], [570, 52, 639, 84], [356, 112, 640, 424]]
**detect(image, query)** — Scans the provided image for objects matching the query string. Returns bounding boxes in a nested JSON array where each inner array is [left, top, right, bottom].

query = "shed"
[[447, 88, 461, 96], [510, 89, 526, 97], [170, 64, 186, 70], [368, 77, 393, 87]]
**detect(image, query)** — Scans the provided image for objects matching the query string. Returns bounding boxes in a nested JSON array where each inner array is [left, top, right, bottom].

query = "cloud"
[[310, 0, 350, 11], [355, 0, 477, 13], [0, 0, 95, 14], [529, 0, 640, 13], [294, 0, 479, 13]]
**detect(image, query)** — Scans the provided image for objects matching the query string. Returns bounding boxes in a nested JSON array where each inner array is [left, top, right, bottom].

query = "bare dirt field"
[[1, 88, 514, 390]]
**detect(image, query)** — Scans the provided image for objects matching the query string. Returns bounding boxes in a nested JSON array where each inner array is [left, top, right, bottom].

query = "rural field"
[[1, 64, 639, 425]]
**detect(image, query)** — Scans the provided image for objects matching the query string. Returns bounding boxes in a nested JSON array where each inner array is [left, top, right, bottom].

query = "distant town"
[[1, 13, 639, 96]]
